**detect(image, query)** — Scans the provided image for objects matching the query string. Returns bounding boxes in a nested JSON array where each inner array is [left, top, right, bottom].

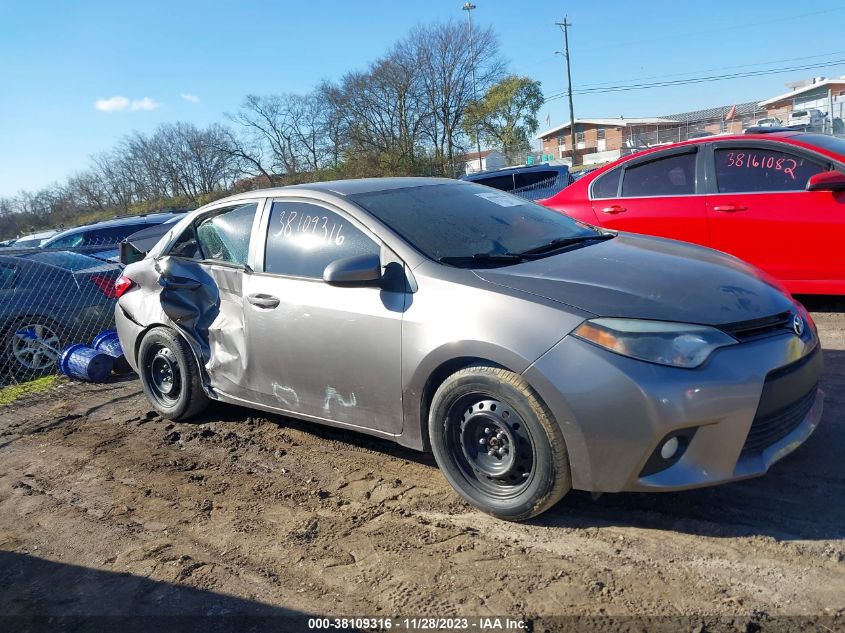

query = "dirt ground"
[[0, 302, 843, 631]]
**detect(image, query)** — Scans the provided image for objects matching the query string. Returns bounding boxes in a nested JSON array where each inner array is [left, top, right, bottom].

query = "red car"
[[542, 131, 845, 295]]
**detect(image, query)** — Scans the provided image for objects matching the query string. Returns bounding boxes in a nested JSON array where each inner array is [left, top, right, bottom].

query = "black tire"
[[429, 364, 571, 521], [2, 316, 64, 379], [137, 326, 209, 421]]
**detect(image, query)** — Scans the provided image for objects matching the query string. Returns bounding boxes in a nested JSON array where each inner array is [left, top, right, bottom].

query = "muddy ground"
[[0, 303, 843, 631]]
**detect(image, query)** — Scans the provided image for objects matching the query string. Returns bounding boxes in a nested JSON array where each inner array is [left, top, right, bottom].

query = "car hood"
[[473, 233, 794, 325]]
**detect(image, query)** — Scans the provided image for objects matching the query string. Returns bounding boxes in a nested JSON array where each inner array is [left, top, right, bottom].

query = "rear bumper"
[[114, 303, 144, 373], [524, 330, 823, 493]]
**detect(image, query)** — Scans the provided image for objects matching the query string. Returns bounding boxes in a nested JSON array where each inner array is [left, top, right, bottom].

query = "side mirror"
[[806, 170, 845, 192], [323, 253, 382, 285]]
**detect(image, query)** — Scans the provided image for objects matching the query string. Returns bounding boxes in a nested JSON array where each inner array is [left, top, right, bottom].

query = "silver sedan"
[[114, 178, 823, 520]]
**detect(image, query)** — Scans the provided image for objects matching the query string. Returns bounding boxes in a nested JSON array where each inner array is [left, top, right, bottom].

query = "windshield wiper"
[[439, 253, 524, 267], [514, 233, 615, 258]]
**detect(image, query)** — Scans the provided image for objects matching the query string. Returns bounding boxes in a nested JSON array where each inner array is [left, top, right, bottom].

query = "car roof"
[[203, 177, 462, 206], [461, 163, 570, 180], [15, 229, 57, 241], [47, 211, 187, 238], [572, 130, 844, 185]]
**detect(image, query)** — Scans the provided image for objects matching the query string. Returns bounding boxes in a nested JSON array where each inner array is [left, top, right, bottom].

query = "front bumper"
[[523, 330, 823, 493]]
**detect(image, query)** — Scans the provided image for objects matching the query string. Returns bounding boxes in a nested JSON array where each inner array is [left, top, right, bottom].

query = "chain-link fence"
[[537, 98, 845, 168], [0, 243, 124, 387]]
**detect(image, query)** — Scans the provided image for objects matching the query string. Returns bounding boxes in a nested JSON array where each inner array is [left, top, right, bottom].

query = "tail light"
[[113, 275, 136, 299], [90, 273, 120, 298]]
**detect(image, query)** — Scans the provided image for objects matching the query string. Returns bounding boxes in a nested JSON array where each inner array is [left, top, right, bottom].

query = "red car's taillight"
[[89, 273, 120, 298], [113, 275, 136, 298]]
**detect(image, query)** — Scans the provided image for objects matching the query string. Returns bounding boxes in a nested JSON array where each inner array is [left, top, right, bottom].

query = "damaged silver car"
[[114, 178, 823, 521]]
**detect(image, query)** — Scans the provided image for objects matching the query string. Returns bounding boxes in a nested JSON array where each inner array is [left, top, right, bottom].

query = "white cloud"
[[94, 95, 161, 112], [94, 96, 130, 112], [180, 93, 200, 103], [129, 97, 160, 111]]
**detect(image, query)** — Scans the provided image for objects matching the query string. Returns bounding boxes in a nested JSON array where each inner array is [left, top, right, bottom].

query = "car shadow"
[[189, 347, 843, 542], [533, 346, 845, 542], [0, 551, 323, 631], [796, 294, 845, 313], [189, 401, 439, 469]]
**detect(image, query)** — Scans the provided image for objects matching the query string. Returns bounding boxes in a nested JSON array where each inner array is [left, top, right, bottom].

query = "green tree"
[[463, 75, 543, 164]]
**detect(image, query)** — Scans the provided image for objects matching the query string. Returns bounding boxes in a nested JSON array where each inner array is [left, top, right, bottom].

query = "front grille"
[[741, 384, 817, 457], [721, 311, 793, 342]]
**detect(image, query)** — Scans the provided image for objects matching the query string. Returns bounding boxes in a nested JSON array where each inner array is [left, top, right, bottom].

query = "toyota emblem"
[[792, 314, 804, 337]]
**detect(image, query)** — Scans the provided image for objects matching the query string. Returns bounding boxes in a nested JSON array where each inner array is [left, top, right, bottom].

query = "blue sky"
[[1, 0, 844, 196]]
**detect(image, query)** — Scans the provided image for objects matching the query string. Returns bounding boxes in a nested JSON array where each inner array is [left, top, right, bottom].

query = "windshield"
[[797, 133, 845, 157], [351, 182, 599, 264]]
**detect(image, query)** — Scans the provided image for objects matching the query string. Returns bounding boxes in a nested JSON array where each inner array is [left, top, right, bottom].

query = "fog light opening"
[[639, 429, 695, 477], [660, 436, 680, 460]]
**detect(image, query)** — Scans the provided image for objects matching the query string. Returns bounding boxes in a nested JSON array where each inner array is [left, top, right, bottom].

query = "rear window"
[[471, 174, 514, 191], [19, 251, 107, 272], [514, 170, 557, 189]]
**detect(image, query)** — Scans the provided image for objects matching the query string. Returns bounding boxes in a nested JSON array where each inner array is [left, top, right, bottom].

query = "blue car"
[[1, 251, 122, 379]]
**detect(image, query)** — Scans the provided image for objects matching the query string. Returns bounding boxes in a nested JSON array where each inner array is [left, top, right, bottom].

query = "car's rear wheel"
[[2, 317, 63, 378], [429, 364, 571, 521], [138, 326, 209, 420]]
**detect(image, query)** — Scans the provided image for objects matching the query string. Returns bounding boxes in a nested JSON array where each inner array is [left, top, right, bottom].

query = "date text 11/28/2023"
[[307, 616, 529, 630]]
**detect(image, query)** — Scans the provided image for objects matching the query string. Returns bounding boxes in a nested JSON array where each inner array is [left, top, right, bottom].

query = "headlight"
[[573, 318, 737, 368]]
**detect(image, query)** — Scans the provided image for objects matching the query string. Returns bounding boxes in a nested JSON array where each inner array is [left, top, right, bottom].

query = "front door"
[[243, 199, 406, 435], [590, 147, 709, 245], [705, 142, 843, 287]]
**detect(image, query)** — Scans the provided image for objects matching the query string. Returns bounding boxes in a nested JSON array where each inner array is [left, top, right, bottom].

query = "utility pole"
[[555, 17, 577, 166], [463, 3, 483, 171]]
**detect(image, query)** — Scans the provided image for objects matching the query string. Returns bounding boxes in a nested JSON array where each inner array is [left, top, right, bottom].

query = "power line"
[[566, 49, 845, 91], [542, 59, 845, 101]]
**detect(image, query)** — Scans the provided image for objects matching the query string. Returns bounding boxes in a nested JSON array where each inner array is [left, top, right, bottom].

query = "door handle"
[[601, 205, 627, 214], [713, 204, 748, 213], [247, 293, 280, 309]]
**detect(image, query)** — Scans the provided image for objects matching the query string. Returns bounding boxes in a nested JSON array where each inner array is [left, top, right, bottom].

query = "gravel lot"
[[0, 302, 843, 631]]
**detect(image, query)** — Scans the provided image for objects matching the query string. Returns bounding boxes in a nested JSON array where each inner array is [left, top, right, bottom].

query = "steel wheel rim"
[[146, 344, 181, 405], [446, 394, 536, 498], [11, 323, 60, 371]]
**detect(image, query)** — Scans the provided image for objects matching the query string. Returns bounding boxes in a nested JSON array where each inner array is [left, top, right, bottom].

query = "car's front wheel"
[[428, 364, 571, 521], [138, 326, 209, 421]]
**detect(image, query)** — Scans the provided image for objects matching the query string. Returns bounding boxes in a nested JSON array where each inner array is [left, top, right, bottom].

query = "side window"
[[48, 233, 84, 249], [591, 169, 621, 199], [474, 174, 515, 192], [170, 225, 201, 259], [193, 202, 258, 265], [714, 148, 827, 193], [621, 152, 697, 197], [264, 201, 379, 279]]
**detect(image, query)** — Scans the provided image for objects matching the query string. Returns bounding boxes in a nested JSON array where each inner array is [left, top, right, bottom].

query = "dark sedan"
[[1, 251, 122, 379]]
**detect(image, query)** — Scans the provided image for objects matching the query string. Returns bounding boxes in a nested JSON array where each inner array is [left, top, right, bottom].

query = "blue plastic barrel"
[[92, 330, 132, 374], [92, 330, 123, 357], [58, 344, 115, 382]]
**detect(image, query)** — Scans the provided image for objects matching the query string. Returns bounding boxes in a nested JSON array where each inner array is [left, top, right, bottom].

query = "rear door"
[[704, 141, 843, 286], [158, 200, 260, 400], [589, 146, 709, 245]]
